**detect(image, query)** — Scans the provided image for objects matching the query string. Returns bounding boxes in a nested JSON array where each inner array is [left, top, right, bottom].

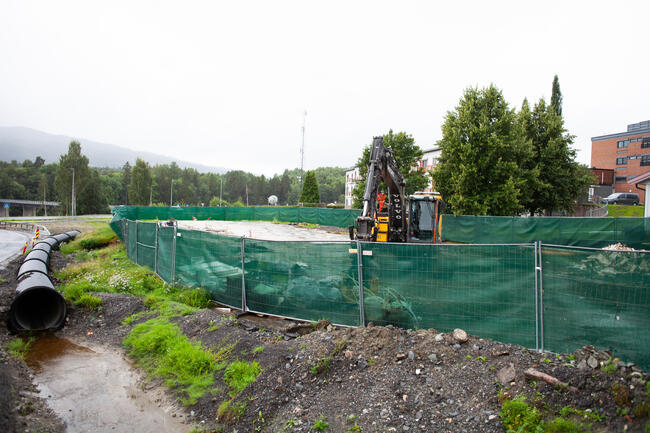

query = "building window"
[[615, 176, 627, 184], [616, 157, 627, 165], [643, 137, 650, 148], [617, 140, 628, 148], [642, 155, 650, 166]]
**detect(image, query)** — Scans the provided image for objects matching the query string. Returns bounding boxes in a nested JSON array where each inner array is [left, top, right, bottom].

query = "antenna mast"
[[300, 110, 306, 189]]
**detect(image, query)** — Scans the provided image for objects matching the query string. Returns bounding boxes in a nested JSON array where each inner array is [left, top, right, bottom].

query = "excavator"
[[349, 136, 445, 243]]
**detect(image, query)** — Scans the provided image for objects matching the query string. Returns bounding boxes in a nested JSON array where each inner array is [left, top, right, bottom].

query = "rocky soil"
[[0, 238, 648, 432]]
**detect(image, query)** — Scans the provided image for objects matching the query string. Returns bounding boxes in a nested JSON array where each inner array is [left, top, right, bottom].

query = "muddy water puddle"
[[26, 335, 188, 433]]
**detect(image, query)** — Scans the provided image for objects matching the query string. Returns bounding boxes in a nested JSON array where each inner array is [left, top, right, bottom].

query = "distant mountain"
[[0, 126, 228, 173]]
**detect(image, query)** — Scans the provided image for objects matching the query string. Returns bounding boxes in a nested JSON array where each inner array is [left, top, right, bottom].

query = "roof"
[[632, 171, 650, 186], [591, 122, 650, 142], [0, 199, 61, 206], [422, 147, 441, 154]]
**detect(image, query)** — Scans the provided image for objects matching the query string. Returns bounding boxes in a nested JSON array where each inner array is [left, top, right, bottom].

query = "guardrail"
[[0, 221, 50, 236]]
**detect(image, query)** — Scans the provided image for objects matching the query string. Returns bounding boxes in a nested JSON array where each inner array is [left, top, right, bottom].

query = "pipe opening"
[[10, 287, 67, 331]]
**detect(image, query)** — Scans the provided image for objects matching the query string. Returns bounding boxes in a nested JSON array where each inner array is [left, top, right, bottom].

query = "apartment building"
[[591, 120, 650, 204]]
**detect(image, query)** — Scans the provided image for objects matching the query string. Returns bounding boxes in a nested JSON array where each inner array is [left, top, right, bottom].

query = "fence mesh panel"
[[541, 245, 650, 370], [109, 216, 650, 371], [135, 222, 156, 270], [361, 243, 537, 348], [156, 226, 174, 282], [174, 228, 243, 309], [244, 239, 361, 326]]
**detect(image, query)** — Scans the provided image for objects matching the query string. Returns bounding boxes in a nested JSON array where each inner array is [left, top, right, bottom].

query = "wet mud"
[[26, 335, 187, 433]]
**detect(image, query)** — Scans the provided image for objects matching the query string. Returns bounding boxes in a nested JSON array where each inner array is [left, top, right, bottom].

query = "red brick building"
[[591, 120, 650, 204]]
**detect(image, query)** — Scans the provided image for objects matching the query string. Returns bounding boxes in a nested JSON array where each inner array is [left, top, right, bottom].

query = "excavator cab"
[[407, 194, 444, 243]]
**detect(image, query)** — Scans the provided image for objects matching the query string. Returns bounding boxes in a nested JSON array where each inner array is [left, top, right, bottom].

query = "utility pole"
[[71, 167, 75, 216], [42, 180, 47, 217], [300, 110, 306, 190], [149, 183, 153, 206]]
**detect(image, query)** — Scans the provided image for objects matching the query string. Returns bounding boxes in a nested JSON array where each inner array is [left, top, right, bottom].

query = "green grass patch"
[[7, 337, 35, 360], [500, 396, 594, 433], [76, 293, 102, 310], [60, 224, 118, 253], [252, 345, 265, 354], [123, 318, 234, 405], [223, 360, 262, 397], [56, 241, 212, 314], [607, 204, 644, 218]]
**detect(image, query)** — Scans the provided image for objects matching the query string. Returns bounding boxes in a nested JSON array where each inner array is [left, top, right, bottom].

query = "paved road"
[[0, 229, 31, 269]]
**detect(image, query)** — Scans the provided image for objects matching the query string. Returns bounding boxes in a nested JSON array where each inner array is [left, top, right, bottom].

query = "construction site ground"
[[0, 223, 648, 433]]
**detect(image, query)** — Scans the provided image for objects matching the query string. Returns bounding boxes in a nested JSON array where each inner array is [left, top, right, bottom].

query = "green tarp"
[[441, 215, 650, 249]]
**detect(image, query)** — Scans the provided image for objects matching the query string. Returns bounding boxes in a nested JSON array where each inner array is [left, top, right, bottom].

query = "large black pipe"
[[8, 272, 67, 331], [17, 260, 48, 279], [22, 249, 50, 267], [32, 242, 52, 255], [8, 230, 81, 332]]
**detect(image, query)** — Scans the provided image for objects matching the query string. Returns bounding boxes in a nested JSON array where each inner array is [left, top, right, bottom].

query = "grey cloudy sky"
[[1, 0, 648, 176]]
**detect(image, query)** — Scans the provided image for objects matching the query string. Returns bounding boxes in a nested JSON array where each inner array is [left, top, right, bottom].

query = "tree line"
[[353, 76, 594, 216], [0, 143, 346, 216], [2, 76, 591, 217]]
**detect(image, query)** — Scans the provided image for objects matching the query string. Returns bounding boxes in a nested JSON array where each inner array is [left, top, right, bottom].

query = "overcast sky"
[[1, 0, 648, 176]]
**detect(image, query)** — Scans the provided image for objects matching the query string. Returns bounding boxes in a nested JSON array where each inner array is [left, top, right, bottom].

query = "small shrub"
[[253, 345, 265, 354]]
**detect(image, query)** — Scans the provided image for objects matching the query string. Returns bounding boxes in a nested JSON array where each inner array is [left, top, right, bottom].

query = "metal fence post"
[[122, 219, 127, 254], [171, 224, 177, 286], [356, 240, 365, 327], [241, 237, 247, 312], [534, 241, 540, 351], [154, 222, 159, 275], [134, 220, 139, 265], [538, 241, 545, 352]]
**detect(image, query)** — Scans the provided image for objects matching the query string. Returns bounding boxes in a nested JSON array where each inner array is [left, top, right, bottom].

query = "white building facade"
[[344, 167, 362, 209], [418, 147, 442, 192]]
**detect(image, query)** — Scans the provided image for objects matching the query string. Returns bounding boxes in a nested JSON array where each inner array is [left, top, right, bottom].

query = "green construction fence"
[[112, 216, 649, 370], [441, 215, 650, 250]]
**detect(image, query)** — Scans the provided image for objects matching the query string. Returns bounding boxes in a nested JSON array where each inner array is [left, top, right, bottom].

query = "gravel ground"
[[177, 220, 350, 241], [0, 228, 648, 433]]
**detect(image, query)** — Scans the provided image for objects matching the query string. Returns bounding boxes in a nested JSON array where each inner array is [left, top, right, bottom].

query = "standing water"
[[26, 335, 188, 433]]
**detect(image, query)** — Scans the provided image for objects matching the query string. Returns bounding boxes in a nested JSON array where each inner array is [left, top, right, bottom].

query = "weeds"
[[217, 399, 247, 421], [76, 293, 102, 310], [310, 357, 331, 375], [224, 361, 262, 397], [500, 395, 595, 433], [253, 411, 265, 432], [253, 345, 265, 354], [311, 415, 329, 431], [601, 358, 618, 374], [123, 318, 231, 405], [7, 337, 34, 360], [60, 225, 117, 253]]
